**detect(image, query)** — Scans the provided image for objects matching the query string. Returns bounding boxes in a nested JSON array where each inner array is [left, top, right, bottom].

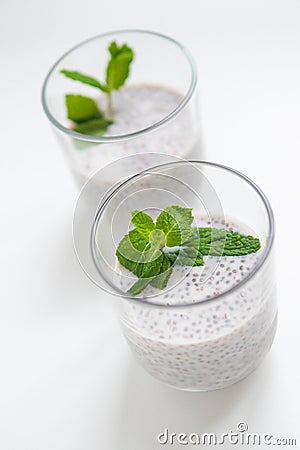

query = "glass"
[[41, 30, 200, 189], [85, 161, 276, 392]]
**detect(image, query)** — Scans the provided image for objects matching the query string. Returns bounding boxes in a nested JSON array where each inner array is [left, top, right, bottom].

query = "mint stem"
[[107, 93, 113, 117]]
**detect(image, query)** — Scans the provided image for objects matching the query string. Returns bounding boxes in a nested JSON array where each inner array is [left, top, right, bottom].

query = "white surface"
[[1, 1, 299, 449]]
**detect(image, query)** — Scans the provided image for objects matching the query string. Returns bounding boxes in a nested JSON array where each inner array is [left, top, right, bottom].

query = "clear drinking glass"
[[82, 160, 276, 392], [41, 30, 200, 189]]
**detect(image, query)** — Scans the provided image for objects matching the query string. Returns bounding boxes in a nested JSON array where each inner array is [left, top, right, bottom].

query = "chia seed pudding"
[[115, 216, 277, 391], [68, 84, 200, 187]]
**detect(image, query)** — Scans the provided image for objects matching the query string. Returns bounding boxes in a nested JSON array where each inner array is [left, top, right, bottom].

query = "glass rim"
[[91, 160, 275, 308], [41, 29, 198, 143]]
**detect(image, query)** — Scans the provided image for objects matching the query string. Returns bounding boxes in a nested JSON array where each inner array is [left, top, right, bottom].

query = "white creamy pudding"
[[67, 84, 200, 187], [115, 216, 277, 391]]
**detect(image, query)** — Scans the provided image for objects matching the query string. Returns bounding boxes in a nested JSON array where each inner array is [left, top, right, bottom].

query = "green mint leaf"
[[116, 234, 139, 274], [116, 231, 150, 275], [116, 227, 164, 295], [60, 70, 108, 92], [128, 250, 168, 295], [128, 278, 153, 296], [128, 229, 163, 279], [166, 229, 204, 266], [126, 244, 163, 295], [149, 229, 166, 249], [150, 254, 173, 290], [106, 41, 134, 92], [197, 228, 228, 256], [65, 94, 103, 123], [128, 229, 151, 253], [131, 210, 155, 240], [198, 228, 261, 256], [164, 252, 177, 265], [178, 228, 204, 265], [116, 229, 162, 277], [156, 206, 194, 247], [73, 117, 113, 136], [108, 41, 121, 57], [137, 248, 163, 279], [166, 251, 204, 267]]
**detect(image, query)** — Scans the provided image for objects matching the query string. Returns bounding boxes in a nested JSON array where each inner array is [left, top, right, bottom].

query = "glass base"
[[128, 312, 278, 392]]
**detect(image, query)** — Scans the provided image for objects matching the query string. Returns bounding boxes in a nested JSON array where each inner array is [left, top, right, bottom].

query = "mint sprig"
[[116, 206, 261, 296], [61, 40, 134, 130]]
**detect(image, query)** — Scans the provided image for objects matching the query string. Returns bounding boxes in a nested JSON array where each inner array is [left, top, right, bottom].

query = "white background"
[[1, 0, 299, 449]]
